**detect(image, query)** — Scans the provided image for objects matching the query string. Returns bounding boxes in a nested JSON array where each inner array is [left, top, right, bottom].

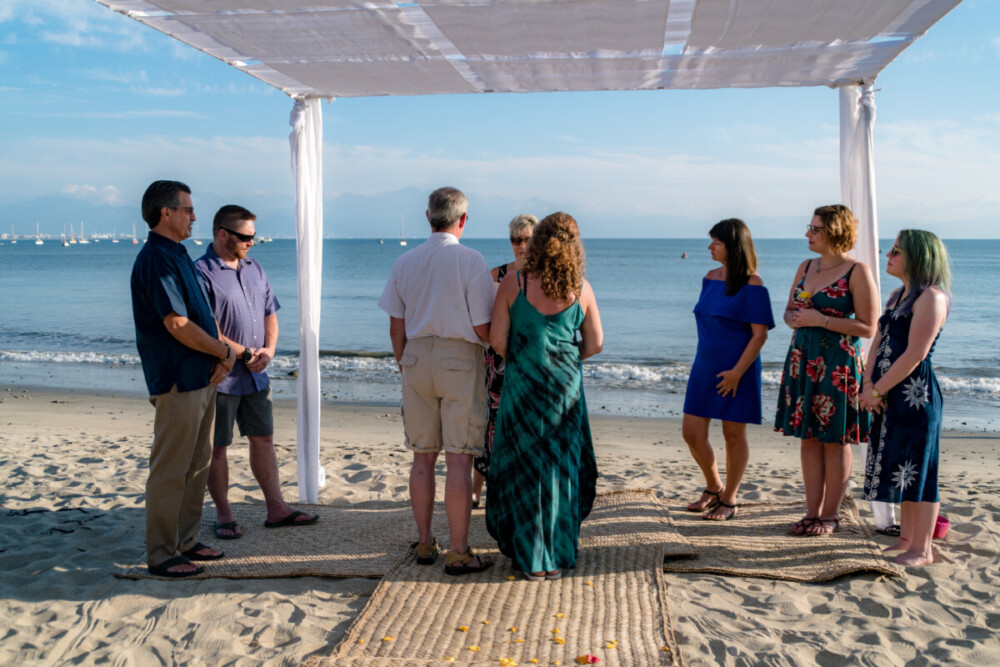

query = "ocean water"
[[1, 236, 997, 431]]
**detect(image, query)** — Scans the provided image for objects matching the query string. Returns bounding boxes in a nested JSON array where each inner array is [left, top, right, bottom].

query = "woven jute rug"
[[116, 489, 694, 580], [663, 496, 904, 582], [306, 544, 682, 666]]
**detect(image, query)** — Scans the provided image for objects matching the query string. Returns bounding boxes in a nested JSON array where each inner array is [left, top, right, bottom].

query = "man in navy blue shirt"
[[195, 205, 318, 540], [131, 180, 234, 578]]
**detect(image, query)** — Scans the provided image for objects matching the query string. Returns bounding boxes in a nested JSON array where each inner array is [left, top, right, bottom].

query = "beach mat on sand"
[[306, 544, 682, 667], [116, 489, 695, 580], [663, 496, 904, 582]]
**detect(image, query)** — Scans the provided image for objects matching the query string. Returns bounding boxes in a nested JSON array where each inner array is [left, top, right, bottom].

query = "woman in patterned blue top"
[[682, 219, 775, 521], [861, 230, 951, 567]]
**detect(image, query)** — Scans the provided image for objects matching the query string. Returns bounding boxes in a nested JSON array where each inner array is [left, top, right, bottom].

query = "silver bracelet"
[[825, 315, 830, 328]]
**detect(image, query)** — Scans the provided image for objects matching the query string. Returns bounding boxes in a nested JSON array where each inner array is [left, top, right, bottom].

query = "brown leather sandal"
[[443, 548, 494, 576]]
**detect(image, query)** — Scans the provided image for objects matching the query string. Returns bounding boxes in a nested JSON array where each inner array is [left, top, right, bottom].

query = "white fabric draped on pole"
[[289, 96, 325, 503], [839, 82, 896, 530]]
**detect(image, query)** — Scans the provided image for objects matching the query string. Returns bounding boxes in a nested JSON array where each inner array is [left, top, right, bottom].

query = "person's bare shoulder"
[[748, 273, 764, 286]]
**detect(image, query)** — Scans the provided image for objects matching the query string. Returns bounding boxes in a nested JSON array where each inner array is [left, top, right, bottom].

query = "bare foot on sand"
[[894, 549, 934, 566], [883, 538, 911, 552]]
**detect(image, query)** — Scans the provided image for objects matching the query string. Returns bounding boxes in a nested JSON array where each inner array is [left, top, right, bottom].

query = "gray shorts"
[[214, 387, 274, 447]]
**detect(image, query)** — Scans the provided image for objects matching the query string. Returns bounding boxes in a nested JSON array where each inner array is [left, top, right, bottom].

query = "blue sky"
[[0, 0, 997, 239]]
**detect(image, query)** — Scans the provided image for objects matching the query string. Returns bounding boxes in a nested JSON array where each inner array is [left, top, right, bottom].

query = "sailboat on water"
[[131, 223, 139, 245], [192, 223, 203, 245], [78, 221, 90, 244], [34, 223, 43, 245], [399, 215, 407, 246]]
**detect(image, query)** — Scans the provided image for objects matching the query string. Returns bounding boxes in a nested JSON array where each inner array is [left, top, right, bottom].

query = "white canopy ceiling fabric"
[[97, 0, 960, 98]]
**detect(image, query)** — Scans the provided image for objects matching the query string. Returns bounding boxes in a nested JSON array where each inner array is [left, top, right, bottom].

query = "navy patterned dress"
[[863, 290, 943, 503], [475, 263, 508, 478], [774, 261, 871, 445], [486, 273, 597, 574]]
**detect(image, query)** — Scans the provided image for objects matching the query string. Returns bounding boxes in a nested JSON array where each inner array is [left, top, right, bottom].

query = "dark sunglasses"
[[510, 236, 531, 245], [887, 246, 902, 257], [222, 227, 255, 243]]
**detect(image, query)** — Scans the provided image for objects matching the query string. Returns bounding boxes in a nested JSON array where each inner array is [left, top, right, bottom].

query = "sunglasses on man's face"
[[222, 227, 255, 243]]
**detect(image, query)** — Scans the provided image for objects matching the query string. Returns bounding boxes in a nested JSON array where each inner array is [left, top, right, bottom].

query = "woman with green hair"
[[860, 230, 951, 567]]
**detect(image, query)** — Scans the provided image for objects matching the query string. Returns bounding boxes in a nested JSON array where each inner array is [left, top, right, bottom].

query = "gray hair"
[[508, 214, 538, 237], [427, 187, 468, 231]]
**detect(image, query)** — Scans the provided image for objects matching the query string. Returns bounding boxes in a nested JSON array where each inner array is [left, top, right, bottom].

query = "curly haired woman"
[[774, 205, 879, 535], [485, 212, 603, 581]]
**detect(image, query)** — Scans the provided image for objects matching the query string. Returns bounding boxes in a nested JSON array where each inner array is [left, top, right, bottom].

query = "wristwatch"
[[240, 347, 253, 363]]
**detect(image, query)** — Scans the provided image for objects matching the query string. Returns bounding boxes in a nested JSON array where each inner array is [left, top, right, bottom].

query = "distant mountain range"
[[2, 189, 995, 239]]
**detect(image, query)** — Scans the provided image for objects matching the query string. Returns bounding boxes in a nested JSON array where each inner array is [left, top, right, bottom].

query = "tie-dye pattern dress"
[[486, 274, 597, 574]]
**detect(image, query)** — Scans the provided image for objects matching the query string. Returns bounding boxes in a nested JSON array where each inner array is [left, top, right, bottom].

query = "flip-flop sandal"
[[687, 488, 722, 512], [443, 548, 494, 576], [214, 521, 242, 540], [879, 524, 902, 537], [788, 516, 819, 536], [148, 555, 204, 578], [703, 500, 738, 521], [264, 510, 319, 528], [182, 542, 224, 561]]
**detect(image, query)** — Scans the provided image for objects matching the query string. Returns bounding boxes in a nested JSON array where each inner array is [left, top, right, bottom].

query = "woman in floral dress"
[[774, 205, 879, 535], [861, 230, 950, 566]]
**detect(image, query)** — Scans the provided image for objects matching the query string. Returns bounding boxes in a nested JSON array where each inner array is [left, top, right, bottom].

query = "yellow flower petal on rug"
[[509, 627, 518, 632], [529, 660, 538, 664], [661, 646, 671, 652], [555, 613, 566, 618], [470, 646, 481, 652], [585, 581, 594, 586], [551, 628, 560, 634], [605, 640, 618, 649], [499, 658, 518, 667], [553, 637, 566, 645], [356, 639, 364, 644], [383, 636, 394, 641], [458, 626, 469, 632], [506, 575, 516, 581], [513, 639, 525, 643], [444, 658, 456, 662], [482, 620, 490, 625]]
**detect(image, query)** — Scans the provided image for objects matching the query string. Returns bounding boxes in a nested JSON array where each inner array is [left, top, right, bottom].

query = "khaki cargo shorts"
[[400, 336, 487, 456]]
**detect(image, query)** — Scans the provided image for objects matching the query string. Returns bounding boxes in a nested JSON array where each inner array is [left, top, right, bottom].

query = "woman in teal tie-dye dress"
[[486, 212, 604, 581]]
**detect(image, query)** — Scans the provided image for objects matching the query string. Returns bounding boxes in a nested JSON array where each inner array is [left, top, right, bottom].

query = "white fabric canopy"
[[98, 0, 959, 97], [95, 0, 962, 503]]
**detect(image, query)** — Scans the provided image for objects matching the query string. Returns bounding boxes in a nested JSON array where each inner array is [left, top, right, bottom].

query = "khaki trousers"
[[146, 384, 217, 566]]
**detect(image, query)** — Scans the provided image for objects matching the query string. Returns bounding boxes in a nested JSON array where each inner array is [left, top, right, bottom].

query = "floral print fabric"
[[774, 262, 871, 445], [862, 291, 942, 503]]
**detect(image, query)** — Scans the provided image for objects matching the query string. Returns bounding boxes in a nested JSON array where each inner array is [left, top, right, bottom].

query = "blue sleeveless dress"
[[683, 278, 775, 424], [862, 290, 943, 503], [486, 273, 597, 574]]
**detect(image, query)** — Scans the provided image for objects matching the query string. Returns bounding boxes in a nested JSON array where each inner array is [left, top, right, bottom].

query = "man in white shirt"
[[378, 187, 495, 575]]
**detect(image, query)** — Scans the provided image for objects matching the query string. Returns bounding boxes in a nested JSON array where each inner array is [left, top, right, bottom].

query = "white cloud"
[[2, 0, 148, 52], [62, 184, 122, 205]]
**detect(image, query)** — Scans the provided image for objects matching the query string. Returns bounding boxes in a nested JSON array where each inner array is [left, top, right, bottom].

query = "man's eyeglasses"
[[806, 224, 824, 235], [510, 236, 531, 246], [887, 246, 902, 257], [222, 227, 255, 243]]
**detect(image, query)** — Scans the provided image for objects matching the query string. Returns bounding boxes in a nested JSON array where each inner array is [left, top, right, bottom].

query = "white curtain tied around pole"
[[839, 82, 895, 530], [290, 96, 325, 503]]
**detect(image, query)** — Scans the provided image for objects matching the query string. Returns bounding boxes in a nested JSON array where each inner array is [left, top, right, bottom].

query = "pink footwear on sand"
[[933, 515, 949, 539]]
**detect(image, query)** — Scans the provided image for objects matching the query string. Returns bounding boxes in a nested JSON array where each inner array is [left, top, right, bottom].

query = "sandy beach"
[[2, 385, 998, 665]]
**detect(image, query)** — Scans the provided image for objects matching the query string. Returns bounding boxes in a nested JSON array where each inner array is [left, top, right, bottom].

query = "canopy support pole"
[[839, 82, 894, 530], [289, 96, 325, 503]]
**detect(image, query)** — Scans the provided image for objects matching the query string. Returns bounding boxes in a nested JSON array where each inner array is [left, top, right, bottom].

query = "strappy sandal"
[[443, 548, 494, 576], [687, 488, 722, 512], [411, 538, 440, 565], [806, 517, 840, 536], [788, 516, 819, 536], [703, 500, 738, 521]]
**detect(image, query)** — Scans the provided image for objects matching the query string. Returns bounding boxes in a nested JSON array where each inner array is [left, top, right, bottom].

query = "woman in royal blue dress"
[[861, 230, 950, 567], [775, 205, 879, 536], [683, 219, 775, 520]]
